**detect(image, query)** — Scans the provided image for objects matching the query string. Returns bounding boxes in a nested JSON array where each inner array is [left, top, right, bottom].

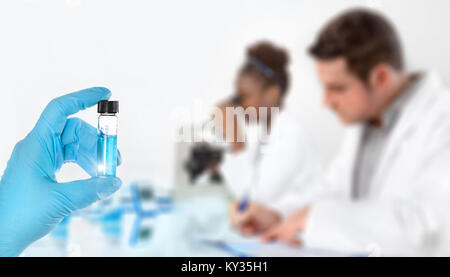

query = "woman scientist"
[[214, 41, 324, 235]]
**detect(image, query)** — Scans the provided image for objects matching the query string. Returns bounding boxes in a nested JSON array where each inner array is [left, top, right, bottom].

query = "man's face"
[[316, 57, 374, 124]]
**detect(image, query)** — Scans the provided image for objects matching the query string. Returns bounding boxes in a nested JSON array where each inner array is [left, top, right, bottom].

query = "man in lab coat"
[[253, 9, 450, 256]]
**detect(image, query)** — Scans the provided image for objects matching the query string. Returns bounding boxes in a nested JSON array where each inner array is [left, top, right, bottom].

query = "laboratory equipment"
[[184, 143, 228, 183], [0, 88, 121, 257], [97, 100, 119, 177]]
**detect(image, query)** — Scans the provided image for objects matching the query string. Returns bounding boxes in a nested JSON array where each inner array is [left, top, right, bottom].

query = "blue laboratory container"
[[97, 100, 119, 177]]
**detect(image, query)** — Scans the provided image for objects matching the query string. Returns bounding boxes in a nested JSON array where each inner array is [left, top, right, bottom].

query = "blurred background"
[[1, 0, 450, 256], [1, 0, 450, 187]]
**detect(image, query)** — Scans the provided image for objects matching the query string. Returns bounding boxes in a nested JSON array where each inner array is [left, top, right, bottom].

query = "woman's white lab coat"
[[220, 111, 324, 217], [303, 72, 450, 256]]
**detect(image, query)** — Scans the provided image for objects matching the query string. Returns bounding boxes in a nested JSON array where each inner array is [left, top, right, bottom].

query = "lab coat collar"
[[369, 71, 444, 193], [378, 74, 421, 131]]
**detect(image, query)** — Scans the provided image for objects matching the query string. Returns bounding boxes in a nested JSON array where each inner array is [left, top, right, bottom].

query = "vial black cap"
[[98, 100, 119, 114]]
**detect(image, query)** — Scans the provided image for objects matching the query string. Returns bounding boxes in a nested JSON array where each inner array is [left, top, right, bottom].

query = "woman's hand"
[[261, 206, 311, 246]]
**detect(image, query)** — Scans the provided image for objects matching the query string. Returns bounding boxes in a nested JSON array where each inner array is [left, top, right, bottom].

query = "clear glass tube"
[[97, 113, 118, 177]]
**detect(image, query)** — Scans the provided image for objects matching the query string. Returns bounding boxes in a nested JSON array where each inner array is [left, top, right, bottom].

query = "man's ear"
[[368, 63, 392, 93]]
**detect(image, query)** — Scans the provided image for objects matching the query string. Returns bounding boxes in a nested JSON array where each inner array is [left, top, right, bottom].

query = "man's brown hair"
[[309, 8, 404, 82]]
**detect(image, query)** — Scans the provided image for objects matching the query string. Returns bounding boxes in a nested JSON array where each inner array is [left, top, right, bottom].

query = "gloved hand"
[[0, 87, 122, 256]]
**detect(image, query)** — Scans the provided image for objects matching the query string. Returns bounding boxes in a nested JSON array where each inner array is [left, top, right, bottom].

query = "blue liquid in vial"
[[97, 134, 117, 176]]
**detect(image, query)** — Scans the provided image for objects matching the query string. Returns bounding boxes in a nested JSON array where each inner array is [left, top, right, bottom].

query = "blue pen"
[[238, 195, 249, 212]]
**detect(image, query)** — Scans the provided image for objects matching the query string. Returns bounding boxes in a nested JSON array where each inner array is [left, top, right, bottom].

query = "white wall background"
[[0, 0, 449, 186]]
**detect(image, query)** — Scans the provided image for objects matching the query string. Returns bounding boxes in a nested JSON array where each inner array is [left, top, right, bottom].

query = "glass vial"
[[97, 100, 119, 177]]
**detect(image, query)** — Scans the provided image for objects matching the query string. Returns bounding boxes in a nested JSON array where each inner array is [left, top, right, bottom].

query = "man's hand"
[[0, 87, 122, 256], [261, 206, 311, 246], [229, 201, 281, 235]]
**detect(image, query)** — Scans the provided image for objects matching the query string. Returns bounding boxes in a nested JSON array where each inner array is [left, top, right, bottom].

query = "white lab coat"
[[303, 72, 450, 256], [221, 111, 324, 217]]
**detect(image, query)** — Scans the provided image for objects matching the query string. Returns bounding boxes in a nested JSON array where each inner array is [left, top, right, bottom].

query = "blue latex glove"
[[0, 87, 122, 256]]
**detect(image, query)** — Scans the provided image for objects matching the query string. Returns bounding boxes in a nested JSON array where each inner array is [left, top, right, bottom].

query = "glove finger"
[[36, 87, 111, 135], [54, 177, 122, 211]]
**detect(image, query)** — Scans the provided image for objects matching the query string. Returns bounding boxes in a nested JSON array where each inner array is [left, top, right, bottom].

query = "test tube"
[[97, 100, 119, 177]]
